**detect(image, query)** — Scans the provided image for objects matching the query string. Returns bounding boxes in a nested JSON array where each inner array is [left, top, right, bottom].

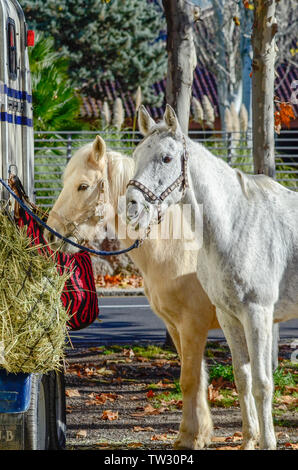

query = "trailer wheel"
[[48, 370, 66, 449], [24, 374, 51, 450]]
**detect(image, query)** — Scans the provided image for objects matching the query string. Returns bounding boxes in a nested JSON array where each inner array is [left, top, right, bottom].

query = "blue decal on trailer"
[[1, 84, 32, 103], [0, 112, 33, 127]]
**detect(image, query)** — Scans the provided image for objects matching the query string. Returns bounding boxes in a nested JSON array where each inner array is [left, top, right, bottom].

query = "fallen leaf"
[[130, 404, 166, 418], [285, 442, 298, 450], [65, 388, 81, 398], [123, 348, 135, 358], [211, 436, 228, 443], [225, 432, 243, 442], [136, 356, 149, 363], [147, 390, 155, 399], [127, 443, 143, 448], [96, 442, 111, 448], [97, 367, 115, 376], [284, 385, 298, 394], [101, 410, 119, 421], [76, 429, 87, 439], [208, 384, 225, 402], [156, 381, 176, 389], [276, 395, 298, 405], [112, 377, 122, 384], [151, 434, 169, 441], [133, 426, 154, 432]]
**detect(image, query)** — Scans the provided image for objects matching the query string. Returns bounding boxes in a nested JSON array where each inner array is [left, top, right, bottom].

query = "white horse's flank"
[[126, 105, 298, 450], [45, 136, 220, 450]]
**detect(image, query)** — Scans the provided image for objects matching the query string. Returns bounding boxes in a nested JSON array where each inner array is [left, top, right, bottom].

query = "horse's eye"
[[162, 155, 172, 164], [78, 184, 89, 191]]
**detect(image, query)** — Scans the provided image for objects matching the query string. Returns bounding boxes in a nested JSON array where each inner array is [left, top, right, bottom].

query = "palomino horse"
[[126, 104, 298, 450], [44, 135, 221, 450]]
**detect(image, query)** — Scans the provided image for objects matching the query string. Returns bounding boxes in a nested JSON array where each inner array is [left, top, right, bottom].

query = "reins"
[[0, 176, 142, 256]]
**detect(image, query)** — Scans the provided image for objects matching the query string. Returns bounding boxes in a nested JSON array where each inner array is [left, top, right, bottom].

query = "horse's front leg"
[[173, 320, 212, 450]]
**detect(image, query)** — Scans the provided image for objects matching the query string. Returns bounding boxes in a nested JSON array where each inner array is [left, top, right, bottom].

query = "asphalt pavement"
[[70, 295, 298, 347]]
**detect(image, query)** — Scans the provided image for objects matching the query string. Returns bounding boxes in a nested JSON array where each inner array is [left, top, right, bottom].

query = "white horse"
[[126, 104, 298, 450], [44, 135, 221, 450]]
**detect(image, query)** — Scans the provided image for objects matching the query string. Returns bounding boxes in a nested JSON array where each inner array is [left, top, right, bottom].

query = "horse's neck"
[[186, 142, 243, 248]]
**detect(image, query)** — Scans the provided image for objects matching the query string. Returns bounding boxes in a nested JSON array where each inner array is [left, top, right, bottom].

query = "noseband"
[[127, 135, 189, 222]]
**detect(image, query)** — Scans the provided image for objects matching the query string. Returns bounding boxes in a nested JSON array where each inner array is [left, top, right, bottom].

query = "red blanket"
[[18, 209, 99, 331]]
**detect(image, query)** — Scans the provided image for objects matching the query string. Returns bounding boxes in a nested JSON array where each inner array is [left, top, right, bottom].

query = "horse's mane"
[[234, 169, 283, 199], [192, 136, 285, 199]]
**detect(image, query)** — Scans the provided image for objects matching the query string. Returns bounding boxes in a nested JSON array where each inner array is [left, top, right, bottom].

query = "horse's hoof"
[[240, 440, 256, 450], [174, 435, 197, 450], [173, 440, 195, 451], [174, 434, 209, 450]]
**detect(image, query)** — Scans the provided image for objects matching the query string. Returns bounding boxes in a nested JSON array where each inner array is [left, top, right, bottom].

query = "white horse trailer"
[[0, 0, 34, 199], [0, 0, 66, 450]]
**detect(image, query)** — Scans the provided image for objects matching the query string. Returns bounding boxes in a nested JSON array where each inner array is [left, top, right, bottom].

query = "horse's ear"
[[138, 105, 155, 136], [89, 135, 106, 167], [164, 104, 181, 134]]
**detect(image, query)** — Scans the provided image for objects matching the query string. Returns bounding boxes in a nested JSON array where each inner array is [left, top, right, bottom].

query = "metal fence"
[[34, 129, 298, 208]]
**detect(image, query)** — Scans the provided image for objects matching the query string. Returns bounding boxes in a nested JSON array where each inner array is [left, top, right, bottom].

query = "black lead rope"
[[0, 177, 141, 256]]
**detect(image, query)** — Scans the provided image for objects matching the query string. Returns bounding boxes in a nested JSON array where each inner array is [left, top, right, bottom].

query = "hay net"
[[0, 206, 69, 374]]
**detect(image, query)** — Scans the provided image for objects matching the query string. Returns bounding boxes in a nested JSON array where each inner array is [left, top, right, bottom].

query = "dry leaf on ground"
[[285, 442, 298, 450], [127, 442, 143, 448], [276, 395, 298, 405], [123, 348, 135, 358], [133, 426, 154, 432], [151, 434, 169, 441], [101, 410, 119, 421], [65, 388, 81, 398], [208, 384, 225, 402], [147, 390, 155, 399], [225, 432, 243, 442]]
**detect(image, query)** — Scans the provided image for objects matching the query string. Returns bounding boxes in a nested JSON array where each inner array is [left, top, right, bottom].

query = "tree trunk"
[[162, 0, 196, 349], [240, 4, 253, 134], [162, 0, 197, 133], [252, 0, 277, 178], [252, 0, 279, 370]]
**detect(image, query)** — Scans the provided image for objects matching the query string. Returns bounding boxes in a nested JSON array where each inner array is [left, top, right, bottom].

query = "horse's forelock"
[[107, 152, 135, 207]]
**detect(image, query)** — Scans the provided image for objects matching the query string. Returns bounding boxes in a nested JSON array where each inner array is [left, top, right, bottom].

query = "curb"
[[96, 287, 145, 297]]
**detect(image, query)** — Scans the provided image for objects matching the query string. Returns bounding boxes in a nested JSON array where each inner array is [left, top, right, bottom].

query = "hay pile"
[[0, 210, 69, 373]]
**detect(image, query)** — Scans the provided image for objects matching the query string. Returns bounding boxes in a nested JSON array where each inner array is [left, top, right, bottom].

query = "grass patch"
[[209, 364, 234, 383], [132, 345, 177, 360], [274, 367, 296, 390], [151, 380, 182, 408]]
